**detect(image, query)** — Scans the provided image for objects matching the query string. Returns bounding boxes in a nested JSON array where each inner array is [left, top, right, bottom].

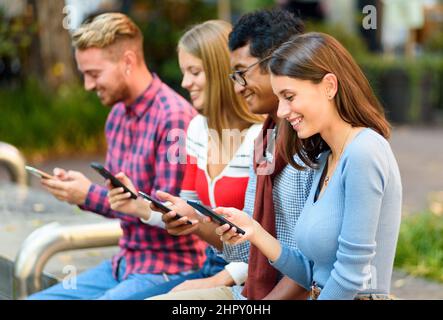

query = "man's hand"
[[53, 167, 68, 180], [41, 169, 92, 205], [106, 172, 151, 219], [170, 269, 235, 292]]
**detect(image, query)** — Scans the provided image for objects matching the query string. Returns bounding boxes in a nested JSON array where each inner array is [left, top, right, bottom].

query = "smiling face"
[[230, 45, 278, 115], [272, 74, 335, 139], [75, 47, 129, 106], [178, 48, 206, 111]]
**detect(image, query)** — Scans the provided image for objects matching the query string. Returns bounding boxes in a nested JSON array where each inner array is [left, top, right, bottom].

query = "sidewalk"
[[1, 126, 443, 299], [390, 125, 443, 214]]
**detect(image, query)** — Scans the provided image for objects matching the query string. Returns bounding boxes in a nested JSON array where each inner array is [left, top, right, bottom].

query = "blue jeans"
[[122, 247, 228, 299], [27, 258, 196, 300]]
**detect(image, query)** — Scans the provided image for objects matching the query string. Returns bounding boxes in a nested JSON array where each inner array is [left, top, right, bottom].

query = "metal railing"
[[0, 142, 27, 186], [13, 221, 122, 299]]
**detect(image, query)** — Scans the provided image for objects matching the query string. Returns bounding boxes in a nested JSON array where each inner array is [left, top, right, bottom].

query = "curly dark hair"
[[228, 8, 304, 66]]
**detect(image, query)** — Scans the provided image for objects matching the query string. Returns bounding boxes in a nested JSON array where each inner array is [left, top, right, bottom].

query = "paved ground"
[[389, 126, 443, 214], [1, 125, 442, 299]]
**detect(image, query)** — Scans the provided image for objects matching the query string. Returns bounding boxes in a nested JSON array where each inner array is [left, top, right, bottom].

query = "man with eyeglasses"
[[224, 8, 314, 300], [229, 53, 276, 117], [152, 8, 315, 300], [228, 54, 271, 85]]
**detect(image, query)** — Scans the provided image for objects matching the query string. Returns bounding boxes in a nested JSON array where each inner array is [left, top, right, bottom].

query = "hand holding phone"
[[186, 201, 245, 235], [138, 191, 192, 225], [25, 166, 55, 180], [90, 162, 137, 200]]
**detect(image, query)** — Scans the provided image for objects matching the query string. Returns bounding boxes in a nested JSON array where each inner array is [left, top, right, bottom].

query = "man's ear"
[[122, 50, 137, 75]]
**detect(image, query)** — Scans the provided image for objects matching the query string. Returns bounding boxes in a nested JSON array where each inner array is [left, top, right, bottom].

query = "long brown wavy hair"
[[269, 32, 391, 170]]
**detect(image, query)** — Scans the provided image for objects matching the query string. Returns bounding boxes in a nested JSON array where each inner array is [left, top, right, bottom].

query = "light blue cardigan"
[[271, 128, 402, 299]]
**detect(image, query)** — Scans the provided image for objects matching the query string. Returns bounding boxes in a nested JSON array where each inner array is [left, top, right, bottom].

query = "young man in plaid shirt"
[[29, 13, 206, 300]]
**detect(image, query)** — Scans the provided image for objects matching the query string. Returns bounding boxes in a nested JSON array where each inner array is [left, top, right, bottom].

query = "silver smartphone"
[[25, 165, 55, 179]]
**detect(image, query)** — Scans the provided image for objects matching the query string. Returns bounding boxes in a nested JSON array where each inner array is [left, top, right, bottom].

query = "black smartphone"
[[90, 162, 138, 200], [138, 191, 192, 225], [186, 200, 245, 235]]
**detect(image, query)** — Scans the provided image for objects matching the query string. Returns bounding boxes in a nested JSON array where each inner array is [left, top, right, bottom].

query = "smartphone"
[[186, 200, 245, 235], [138, 191, 192, 225], [25, 165, 55, 179], [90, 162, 138, 200]]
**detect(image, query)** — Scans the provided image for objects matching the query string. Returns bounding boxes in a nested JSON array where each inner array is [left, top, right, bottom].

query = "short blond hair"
[[72, 12, 143, 60]]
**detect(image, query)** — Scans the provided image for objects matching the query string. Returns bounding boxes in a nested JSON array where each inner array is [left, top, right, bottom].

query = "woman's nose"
[[181, 73, 192, 90], [277, 100, 291, 119]]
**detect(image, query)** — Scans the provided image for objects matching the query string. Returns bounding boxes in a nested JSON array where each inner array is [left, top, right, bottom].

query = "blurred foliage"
[[232, 0, 274, 12], [0, 8, 36, 58], [306, 21, 443, 124], [395, 211, 443, 283], [132, 0, 218, 97], [0, 78, 107, 160], [305, 21, 370, 60], [423, 29, 443, 54], [359, 55, 443, 123], [1, 0, 220, 159], [133, 0, 278, 95]]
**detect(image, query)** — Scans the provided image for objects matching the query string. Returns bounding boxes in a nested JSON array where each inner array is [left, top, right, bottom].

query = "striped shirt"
[[80, 74, 207, 279], [181, 114, 262, 209]]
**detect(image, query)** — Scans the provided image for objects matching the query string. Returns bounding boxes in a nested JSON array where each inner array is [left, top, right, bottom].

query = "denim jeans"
[[141, 247, 228, 299], [27, 258, 196, 300]]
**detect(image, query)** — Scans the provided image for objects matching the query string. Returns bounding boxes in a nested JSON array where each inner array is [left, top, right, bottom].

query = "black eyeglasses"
[[229, 55, 271, 86]]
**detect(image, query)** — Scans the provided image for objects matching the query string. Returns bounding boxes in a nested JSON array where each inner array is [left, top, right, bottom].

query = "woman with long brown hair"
[[215, 32, 402, 300]]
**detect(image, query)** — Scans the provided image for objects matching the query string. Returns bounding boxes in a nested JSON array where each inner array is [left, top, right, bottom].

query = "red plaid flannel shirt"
[[80, 74, 206, 279]]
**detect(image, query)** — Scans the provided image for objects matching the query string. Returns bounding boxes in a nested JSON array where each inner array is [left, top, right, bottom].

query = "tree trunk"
[[34, 0, 77, 89], [218, 0, 231, 23]]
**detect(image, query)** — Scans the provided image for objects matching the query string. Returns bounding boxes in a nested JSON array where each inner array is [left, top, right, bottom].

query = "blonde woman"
[[107, 20, 263, 299]]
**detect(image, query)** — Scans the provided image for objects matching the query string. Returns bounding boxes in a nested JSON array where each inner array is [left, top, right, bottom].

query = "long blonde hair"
[[178, 20, 262, 137]]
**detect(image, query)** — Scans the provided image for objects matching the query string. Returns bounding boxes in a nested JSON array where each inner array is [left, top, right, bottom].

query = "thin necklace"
[[324, 127, 352, 187]]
